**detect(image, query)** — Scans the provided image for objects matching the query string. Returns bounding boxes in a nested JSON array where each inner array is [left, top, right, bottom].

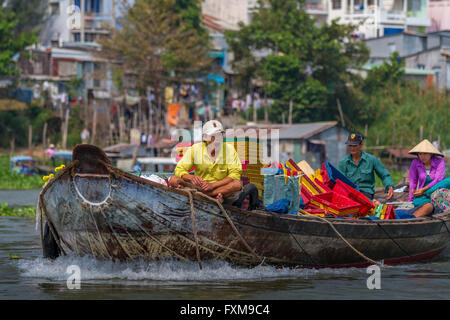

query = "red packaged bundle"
[[310, 192, 361, 216], [384, 205, 396, 220], [333, 179, 374, 216]]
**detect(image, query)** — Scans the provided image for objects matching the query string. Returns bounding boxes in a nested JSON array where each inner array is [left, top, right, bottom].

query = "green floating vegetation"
[[0, 155, 45, 190], [9, 253, 23, 260], [0, 203, 36, 217]]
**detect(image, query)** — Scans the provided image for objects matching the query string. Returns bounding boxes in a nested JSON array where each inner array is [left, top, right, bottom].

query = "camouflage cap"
[[345, 132, 364, 145]]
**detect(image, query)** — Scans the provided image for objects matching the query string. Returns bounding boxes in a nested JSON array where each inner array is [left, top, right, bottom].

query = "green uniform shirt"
[[338, 151, 394, 195]]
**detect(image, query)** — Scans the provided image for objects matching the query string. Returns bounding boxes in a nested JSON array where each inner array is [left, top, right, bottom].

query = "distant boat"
[[39, 144, 450, 268], [10, 156, 37, 176]]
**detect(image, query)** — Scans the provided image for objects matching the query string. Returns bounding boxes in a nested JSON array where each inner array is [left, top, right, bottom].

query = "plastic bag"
[[141, 174, 168, 186], [263, 175, 299, 213]]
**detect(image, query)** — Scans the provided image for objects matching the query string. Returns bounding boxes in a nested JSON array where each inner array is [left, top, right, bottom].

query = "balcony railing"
[[306, 3, 326, 10], [343, 8, 405, 22], [83, 13, 113, 21], [342, 8, 430, 26]]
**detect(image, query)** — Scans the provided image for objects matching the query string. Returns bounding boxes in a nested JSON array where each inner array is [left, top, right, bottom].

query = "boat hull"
[[40, 167, 450, 268]]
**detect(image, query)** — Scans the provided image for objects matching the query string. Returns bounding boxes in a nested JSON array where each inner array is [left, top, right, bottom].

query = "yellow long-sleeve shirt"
[[174, 142, 242, 182]]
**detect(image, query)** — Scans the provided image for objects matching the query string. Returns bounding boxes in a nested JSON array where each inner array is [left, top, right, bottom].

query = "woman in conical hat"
[[407, 139, 445, 217]]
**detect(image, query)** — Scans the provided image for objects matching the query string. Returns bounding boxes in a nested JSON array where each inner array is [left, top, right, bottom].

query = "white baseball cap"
[[202, 120, 224, 136]]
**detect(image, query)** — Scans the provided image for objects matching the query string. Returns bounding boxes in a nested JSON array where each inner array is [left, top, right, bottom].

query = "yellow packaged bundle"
[[313, 168, 324, 182]]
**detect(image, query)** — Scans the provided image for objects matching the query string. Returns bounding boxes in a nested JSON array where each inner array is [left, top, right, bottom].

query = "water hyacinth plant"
[[0, 203, 36, 217]]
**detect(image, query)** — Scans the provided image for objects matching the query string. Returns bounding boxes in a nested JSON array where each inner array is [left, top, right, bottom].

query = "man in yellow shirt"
[[170, 120, 243, 204]]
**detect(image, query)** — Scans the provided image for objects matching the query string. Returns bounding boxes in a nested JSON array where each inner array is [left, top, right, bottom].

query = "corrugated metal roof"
[[278, 121, 338, 140], [50, 47, 104, 62]]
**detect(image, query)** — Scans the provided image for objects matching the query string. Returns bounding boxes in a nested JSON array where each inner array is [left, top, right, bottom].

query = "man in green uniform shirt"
[[338, 133, 394, 202]]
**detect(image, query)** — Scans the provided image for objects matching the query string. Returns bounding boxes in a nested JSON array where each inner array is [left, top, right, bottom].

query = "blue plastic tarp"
[[266, 198, 290, 214], [324, 161, 359, 190]]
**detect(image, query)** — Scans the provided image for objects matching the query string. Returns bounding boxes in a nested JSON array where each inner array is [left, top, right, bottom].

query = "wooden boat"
[[38, 144, 450, 268]]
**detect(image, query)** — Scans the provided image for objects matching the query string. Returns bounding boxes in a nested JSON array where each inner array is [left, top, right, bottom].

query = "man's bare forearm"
[[208, 180, 242, 198], [181, 174, 194, 182], [210, 177, 234, 190]]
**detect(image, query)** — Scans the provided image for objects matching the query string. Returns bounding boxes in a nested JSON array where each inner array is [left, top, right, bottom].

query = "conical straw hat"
[[408, 139, 444, 157]]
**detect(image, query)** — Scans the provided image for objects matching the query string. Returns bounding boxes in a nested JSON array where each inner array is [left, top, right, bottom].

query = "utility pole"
[[28, 125, 33, 156], [364, 123, 368, 151], [337, 98, 346, 128], [62, 108, 69, 149], [80, 0, 85, 43], [42, 122, 48, 149], [288, 100, 293, 125]]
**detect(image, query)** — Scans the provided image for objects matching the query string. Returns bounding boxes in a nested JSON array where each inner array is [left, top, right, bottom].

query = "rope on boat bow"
[[182, 188, 264, 267], [185, 189, 203, 270], [97, 160, 264, 267], [302, 212, 389, 268]]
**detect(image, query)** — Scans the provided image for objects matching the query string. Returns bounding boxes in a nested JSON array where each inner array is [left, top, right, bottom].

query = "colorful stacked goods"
[[285, 159, 329, 206], [373, 204, 396, 220], [283, 159, 375, 218], [224, 137, 264, 199]]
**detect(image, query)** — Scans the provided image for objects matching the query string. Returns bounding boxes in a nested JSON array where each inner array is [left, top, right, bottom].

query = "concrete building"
[[365, 31, 428, 63], [404, 46, 450, 90], [202, 0, 431, 39], [201, 0, 257, 28], [327, 0, 431, 39], [202, 0, 329, 28], [16, 43, 112, 105], [40, 0, 118, 47], [363, 30, 450, 89], [428, 0, 450, 32]]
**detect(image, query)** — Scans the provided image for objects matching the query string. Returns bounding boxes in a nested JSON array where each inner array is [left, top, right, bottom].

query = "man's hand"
[[386, 186, 394, 200], [190, 175, 204, 187], [169, 176, 184, 189], [373, 199, 381, 207], [200, 181, 214, 193]]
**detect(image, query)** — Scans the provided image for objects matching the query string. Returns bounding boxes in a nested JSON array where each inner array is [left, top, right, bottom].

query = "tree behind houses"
[[98, 0, 211, 138]]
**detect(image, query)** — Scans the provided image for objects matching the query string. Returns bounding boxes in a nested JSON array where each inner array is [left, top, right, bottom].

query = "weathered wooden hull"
[[39, 151, 450, 268]]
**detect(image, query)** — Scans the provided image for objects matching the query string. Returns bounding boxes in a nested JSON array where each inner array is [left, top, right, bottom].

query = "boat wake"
[[17, 247, 449, 283], [17, 255, 328, 282]]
